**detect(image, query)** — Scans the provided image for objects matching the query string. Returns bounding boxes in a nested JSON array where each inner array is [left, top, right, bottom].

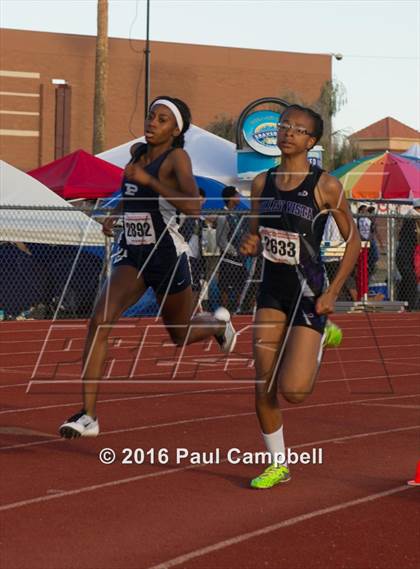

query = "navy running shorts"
[[256, 288, 326, 335], [112, 236, 191, 296], [256, 262, 327, 334]]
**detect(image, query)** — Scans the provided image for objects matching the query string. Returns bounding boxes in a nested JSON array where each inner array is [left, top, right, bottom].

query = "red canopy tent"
[[28, 149, 123, 199]]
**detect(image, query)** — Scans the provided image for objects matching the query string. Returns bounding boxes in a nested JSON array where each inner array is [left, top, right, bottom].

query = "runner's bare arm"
[[124, 149, 199, 215], [102, 198, 123, 237], [316, 174, 361, 314], [240, 172, 266, 256]]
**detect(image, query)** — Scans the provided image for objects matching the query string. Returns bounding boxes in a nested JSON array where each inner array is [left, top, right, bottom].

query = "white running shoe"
[[214, 306, 237, 353], [59, 410, 99, 439]]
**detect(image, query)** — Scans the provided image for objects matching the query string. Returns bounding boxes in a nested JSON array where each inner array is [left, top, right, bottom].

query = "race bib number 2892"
[[259, 227, 300, 265], [124, 212, 156, 246]]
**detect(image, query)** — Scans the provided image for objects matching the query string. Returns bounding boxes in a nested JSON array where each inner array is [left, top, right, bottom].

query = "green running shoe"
[[250, 464, 291, 489], [322, 320, 343, 349]]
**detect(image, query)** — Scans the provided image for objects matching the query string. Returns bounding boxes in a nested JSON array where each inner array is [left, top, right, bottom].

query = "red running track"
[[1, 313, 419, 569]]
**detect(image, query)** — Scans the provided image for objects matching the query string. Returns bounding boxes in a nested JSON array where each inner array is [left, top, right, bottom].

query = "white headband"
[[151, 99, 184, 132]]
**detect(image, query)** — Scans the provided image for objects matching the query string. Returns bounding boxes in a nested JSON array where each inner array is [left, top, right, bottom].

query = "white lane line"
[[19, 371, 420, 385], [1, 397, 419, 452], [319, 372, 419, 383], [0, 367, 416, 396], [0, 315, 420, 343], [0, 356, 420, 389], [0, 426, 55, 437], [1, 425, 417, 512], [2, 351, 416, 370], [0, 385, 251, 416], [9, 363, 420, 388], [0, 411, 253, 451], [1, 385, 419, 419], [146, 486, 413, 569], [0, 371, 414, 393], [2, 349, 419, 383], [360, 403, 420, 409], [1, 341, 419, 362], [1, 335, 419, 358]]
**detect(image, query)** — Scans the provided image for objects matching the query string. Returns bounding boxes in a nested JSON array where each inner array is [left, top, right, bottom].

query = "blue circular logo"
[[242, 110, 281, 156]]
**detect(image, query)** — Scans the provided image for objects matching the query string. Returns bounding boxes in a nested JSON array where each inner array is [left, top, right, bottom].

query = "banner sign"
[[242, 110, 280, 156], [238, 146, 323, 181], [238, 108, 323, 181]]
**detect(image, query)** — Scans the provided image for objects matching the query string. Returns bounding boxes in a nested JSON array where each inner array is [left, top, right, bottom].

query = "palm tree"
[[92, 0, 108, 154]]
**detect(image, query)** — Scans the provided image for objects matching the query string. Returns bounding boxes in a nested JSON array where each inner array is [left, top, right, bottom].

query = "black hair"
[[198, 187, 206, 198], [358, 205, 367, 213], [222, 185, 238, 206], [367, 206, 375, 214], [149, 95, 191, 148], [282, 104, 324, 146]]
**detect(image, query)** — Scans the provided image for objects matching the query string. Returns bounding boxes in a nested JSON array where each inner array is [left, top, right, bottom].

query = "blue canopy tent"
[[103, 175, 250, 210], [195, 176, 250, 210]]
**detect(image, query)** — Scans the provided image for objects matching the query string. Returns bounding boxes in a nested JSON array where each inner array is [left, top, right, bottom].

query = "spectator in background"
[[357, 205, 371, 242], [322, 216, 358, 302], [367, 205, 381, 277], [396, 199, 420, 310], [202, 215, 219, 258], [357, 204, 377, 283], [415, 201, 420, 290], [201, 215, 220, 311], [179, 188, 207, 308], [216, 186, 248, 312], [0, 242, 50, 319]]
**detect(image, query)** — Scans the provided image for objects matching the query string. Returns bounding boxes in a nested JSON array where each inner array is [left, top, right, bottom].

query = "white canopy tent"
[[0, 160, 105, 246], [402, 143, 420, 159], [97, 124, 244, 189]]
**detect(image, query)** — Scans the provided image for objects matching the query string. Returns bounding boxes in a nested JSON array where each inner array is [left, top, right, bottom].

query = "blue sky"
[[2, 0, 419, 135]]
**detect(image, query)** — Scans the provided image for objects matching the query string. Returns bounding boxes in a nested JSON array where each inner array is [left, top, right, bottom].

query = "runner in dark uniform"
[[241, 104, 361, 488], [257, 162, 328, 333], [113, 142, 192, 294], [59, 97, 236, 439]]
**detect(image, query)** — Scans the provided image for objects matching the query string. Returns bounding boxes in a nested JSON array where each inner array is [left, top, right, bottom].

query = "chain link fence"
[[1, 204, 419, 321], [321, 207, 419, 310], [0, 206, 105, 320]]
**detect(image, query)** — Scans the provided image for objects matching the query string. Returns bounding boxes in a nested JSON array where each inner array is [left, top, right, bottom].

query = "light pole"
[[330, 53, 344, 168], [144, 0, 151, 119]]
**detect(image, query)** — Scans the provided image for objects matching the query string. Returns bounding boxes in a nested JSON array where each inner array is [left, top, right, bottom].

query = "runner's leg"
[[82, 265, 147, 416]]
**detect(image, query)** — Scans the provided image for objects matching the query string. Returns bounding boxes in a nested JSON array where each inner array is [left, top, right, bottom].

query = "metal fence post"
[[387, 216, 395, 301]]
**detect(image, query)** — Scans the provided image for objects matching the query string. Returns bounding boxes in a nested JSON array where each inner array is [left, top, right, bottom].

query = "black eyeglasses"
[[277, 122, 314, 137]]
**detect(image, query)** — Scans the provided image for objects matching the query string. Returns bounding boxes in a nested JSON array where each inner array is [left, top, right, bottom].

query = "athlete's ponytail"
[[171, 97, 191, 148]]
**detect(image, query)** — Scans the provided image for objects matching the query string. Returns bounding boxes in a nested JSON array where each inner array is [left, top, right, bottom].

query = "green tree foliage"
[[205, 114, 237, 143], [332, 135, 362, 170], [311, 80, 347, 170]]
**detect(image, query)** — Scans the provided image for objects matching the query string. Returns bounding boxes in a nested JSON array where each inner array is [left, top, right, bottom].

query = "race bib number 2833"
[[259, 227, 300, 265], [124, 212, 156, 246]]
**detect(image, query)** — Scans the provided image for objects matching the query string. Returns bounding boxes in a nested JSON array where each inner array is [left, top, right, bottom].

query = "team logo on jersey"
[[124, 182, 138, 196], [297, 190, 308, 197]]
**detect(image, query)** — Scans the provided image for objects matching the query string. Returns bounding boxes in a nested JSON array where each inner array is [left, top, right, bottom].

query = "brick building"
[[1, 28, 331, 171], [350, 117, 420, 156]]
